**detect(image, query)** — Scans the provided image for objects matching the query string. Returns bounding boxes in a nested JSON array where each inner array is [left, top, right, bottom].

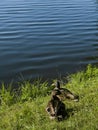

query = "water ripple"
[[0, 0, 98, 83]]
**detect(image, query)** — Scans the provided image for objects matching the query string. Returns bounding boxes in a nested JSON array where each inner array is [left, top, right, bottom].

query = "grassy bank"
[[0, 64, 98, 130]]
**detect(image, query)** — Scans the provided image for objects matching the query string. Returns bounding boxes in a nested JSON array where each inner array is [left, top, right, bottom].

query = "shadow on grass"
[[56, 107, 75, 122]]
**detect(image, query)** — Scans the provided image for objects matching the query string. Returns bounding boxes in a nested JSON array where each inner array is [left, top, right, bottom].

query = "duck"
[[46, 94, 67, 121], [51, 80, 79, 102]]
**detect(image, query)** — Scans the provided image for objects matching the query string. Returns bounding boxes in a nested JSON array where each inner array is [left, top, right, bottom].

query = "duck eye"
[[47, 108, 50, 112]]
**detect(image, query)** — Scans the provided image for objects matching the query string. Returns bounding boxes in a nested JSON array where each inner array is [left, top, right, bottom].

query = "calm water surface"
[[0, 0, 98, 83]]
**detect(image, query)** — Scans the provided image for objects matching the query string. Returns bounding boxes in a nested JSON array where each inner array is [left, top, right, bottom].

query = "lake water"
[[0, 0, 98, 83]]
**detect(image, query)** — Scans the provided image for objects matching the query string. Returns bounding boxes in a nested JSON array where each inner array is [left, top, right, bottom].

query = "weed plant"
[[0, 64, 98, 130]]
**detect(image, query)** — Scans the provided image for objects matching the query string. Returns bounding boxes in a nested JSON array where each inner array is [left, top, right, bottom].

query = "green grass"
[[0, 64, 98, 130]]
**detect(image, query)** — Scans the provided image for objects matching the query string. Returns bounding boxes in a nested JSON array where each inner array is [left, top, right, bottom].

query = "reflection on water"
[[0, 0, 98, 83]]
